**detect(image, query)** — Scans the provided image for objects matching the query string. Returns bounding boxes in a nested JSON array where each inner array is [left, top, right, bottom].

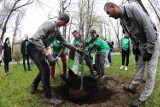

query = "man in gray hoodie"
[[28, 13, 82, 105], [104, 2, 159, 107]]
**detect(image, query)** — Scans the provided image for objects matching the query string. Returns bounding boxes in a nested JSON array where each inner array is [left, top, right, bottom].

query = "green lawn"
[[0, 54, 160, 107]]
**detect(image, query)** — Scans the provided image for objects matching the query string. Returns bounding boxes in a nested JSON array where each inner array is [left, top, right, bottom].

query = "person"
[[88, 29, 108, 79], [49, 37, 67, 79], [105, 40, 114, 64], [21, 34, 31, 72], [120, 33, 130, 71], [27, 13, 82, 105], [104, 2, 159, 107], [67, 30, 86, 77], [3, 37, 12, 76], [0, 39, 2, 66]]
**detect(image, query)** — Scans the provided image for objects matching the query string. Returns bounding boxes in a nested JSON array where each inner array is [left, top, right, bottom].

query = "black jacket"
[[21, 40, 28, 55], [3, 43, 12, 62]]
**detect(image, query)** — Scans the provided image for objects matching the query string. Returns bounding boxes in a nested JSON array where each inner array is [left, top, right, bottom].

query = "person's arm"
[[128, 2, 157, 54], [29, 21, 55, 55], [89, 44, 99, 53], [56, 35, 82, 54]]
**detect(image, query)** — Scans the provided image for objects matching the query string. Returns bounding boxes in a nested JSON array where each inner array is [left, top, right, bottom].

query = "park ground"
[[0, 54, 160, 107]]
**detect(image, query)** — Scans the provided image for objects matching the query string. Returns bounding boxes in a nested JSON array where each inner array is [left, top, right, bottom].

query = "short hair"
[[104, 2, 118, 10], [72, 30, 79, 34], [58, 13, 70, 23], [90, 29, 96, 34]]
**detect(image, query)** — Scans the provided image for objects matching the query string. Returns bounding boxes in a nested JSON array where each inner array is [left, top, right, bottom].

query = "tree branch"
[[13, 0, 33, 11]]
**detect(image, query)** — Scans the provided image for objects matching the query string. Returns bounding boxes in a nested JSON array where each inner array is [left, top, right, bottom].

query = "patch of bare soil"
[[53, 76, 141, 107]]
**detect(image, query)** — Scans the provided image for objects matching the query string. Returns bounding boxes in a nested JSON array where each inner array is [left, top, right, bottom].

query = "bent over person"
[[104, 2, 159, 107], [27, 13, 82, 105]]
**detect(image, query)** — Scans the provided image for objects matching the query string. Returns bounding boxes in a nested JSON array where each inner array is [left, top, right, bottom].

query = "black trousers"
[[28, 43, 52, 98], [121, 48, 130, 66], [23, 54, 31, 71], [4, 61, 9, 73]]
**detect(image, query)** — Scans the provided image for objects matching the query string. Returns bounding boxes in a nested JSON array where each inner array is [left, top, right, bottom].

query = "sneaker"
[[130, 99, 145, 107], [123, 84, 137, 93], [124, 66, 128, 71], [5, 73, 7, 76], [101, 75, 107, 79], [105, 64, 110, 68], [44, 97, 63, 105], [120, 65, 124, 70]]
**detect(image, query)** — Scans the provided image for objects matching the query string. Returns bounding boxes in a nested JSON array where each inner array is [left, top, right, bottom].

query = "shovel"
[[56, 61, 69, 83]]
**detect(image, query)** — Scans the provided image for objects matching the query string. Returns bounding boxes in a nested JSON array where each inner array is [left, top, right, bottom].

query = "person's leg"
[[139, 40, 159, 101], [60, 54, 67, 75], [120, 49, 125, 69], [50, 54, 56, 78], [122, 49, 125, 66], [23, 55, 26, 71], [125, 48, 130, 66], [84, 54, 94, 74], [105, 50, 110, 67], [6, 62, 9, 73], [28, 43, 52, 98], [27, 54, 31, 71], [99, 52, 106, 76], [108, 50, 111, 63], [0, 60, 2, 66], [95, 54, 100, 75], [4, 62, 7, 75]]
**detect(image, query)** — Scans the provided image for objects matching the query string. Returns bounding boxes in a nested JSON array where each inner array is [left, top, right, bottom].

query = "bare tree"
[[58, 0, 71, 38], [0, 0, 33, 41], [148, 0, 160, 22], [12, 9, 26, 51], [85, 0, 95, 39], [109, 19, 121, 50]]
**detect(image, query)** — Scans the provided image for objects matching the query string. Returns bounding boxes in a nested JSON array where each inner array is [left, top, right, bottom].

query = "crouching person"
[[88, 29, 108, 79], [27, 13, 82, 105]]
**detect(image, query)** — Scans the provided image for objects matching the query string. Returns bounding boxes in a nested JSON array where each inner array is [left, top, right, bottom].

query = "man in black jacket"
[[21, 35, 31, 71]]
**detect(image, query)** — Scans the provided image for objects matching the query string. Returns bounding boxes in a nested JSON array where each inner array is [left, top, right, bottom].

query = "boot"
[[30, 83, 43, 94], [44, 97, 63, 105]]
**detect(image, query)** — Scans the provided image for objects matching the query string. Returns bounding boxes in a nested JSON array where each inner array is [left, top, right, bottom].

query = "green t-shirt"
[[120, 37, 130, 51], [52, 38, 67, 55], [90, 37, 108, 53], [73, 36, 84, 45]]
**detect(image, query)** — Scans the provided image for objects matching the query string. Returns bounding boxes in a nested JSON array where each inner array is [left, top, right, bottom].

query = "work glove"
[[143, 52, 152, 61], [76, 47, 84, 55], [133, 48, 141, 61], [54, 56, 59, 63], [46, 54, 55, 65]]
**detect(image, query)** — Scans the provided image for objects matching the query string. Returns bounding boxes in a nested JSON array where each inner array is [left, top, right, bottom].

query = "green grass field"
[[0, 54, 160, 107]]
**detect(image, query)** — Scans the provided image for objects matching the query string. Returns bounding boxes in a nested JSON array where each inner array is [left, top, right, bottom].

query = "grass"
[[0, 54, 160, 107]]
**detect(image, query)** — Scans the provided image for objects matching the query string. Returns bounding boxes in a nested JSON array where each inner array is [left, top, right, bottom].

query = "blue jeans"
[[84, 54, 94, 74], [22, 54, 31, 71], [28, 43, 52, 98]]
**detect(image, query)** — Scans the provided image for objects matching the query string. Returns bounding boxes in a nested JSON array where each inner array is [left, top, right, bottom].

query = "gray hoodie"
[[29, 19, 76, 55], [120, 2, 158, 54]]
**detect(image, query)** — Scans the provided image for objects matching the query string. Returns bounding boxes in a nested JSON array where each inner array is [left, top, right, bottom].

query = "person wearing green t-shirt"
[[67, 30, 85, 77], [120, 33, 130, 71], [50, 37, 67, 79], [88, 29, 107, 79]]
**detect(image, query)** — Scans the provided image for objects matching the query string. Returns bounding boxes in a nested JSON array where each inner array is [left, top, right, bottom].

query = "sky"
[[2, 0, 160, 43]]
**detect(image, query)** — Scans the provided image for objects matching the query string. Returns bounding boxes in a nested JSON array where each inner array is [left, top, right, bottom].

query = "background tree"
[[0, 0, 33, 41]]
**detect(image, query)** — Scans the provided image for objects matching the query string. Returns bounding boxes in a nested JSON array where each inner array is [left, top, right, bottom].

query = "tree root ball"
[[67, 76, 97, 102]]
